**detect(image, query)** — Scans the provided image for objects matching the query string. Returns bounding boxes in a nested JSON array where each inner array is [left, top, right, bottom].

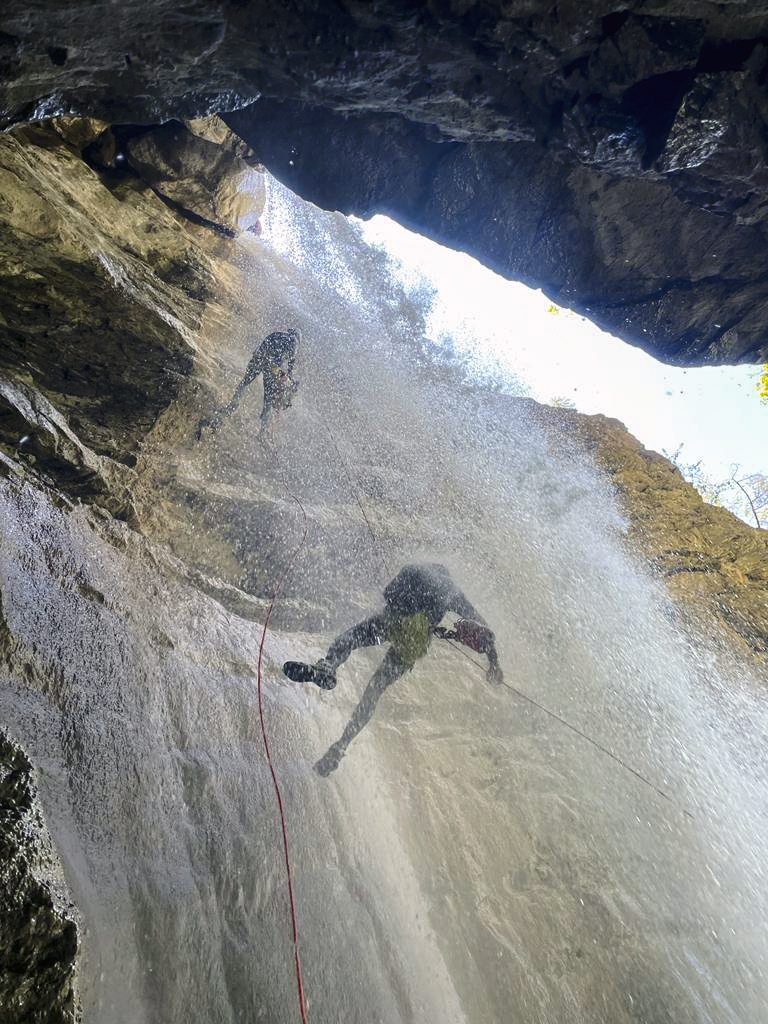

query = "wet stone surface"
[[3, 2, 768, 363], [0, 731, 79, 1023]]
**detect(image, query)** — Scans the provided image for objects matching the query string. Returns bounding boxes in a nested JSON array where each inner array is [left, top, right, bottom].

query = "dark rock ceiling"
[[3, 1, 768, 365]]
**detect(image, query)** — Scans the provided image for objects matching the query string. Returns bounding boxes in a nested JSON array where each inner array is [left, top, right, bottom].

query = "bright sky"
[[359, 215, 767, 482]]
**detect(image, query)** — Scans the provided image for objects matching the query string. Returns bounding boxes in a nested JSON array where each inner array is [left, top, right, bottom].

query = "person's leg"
[[197, 362, 262, 440], [216, 349, 267, 421], [220, 365, 259, 418], [314, 649, 407, 776], [322, 614, 388, 672], [258, 400, 277, 442], [284, 615, 387, 689]]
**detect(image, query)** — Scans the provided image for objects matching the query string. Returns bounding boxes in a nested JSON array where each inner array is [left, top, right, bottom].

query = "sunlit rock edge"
[[4, 1, 768, 365]]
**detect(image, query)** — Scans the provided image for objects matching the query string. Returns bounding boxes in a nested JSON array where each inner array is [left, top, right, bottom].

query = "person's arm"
[[447, 587, 503, 684], [484, 641, 503, 684], [447, 586, 485, 625]]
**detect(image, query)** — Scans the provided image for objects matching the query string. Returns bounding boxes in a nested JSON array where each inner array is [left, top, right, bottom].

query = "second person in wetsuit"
[[197, 327, 301, 440]]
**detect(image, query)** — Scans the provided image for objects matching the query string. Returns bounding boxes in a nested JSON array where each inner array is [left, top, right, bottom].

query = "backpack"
[[387, 611, 431, 667], [267, 367, 299, 409]]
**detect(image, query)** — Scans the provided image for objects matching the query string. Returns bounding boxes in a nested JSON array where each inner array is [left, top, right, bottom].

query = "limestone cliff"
[[539, 405, 768, 668], [0, 119, 767, 1022]]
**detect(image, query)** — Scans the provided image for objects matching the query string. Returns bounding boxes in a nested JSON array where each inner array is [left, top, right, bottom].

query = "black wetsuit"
[[200, 331, 299, 438], [315, 563, 498, 775], [240, 331, 298, 417], [243, 329, 296, 405]]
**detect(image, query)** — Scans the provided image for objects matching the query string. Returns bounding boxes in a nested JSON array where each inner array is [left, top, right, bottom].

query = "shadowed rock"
[[0, 731, 79, 1023], [3, 2, 768, 363]]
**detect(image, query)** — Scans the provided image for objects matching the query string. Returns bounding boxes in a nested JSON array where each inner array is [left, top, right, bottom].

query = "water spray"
[[255, 451, 311, 1023], [322, 419, 696, 820]]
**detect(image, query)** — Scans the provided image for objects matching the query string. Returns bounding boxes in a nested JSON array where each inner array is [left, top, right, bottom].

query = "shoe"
[[282, 660, 337, 690], [314, 748, 342, 776], [313, 659, 337, 689]]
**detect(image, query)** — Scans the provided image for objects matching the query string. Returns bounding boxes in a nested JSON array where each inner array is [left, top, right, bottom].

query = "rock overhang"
[[2, 1, 768, 365]]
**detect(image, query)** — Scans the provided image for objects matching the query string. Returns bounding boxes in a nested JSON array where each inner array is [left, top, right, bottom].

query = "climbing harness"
[[256, 458, 311, 1024], [321, 420, 695, 820]]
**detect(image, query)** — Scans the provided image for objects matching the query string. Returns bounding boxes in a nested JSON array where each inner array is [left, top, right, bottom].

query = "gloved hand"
[[455, 619, 495, 654], [315, 745, 342, 776]]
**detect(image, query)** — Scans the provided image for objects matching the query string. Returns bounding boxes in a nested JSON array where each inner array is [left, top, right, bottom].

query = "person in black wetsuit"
[[196, 328, 301, 440], [286, 563, 503, 776]]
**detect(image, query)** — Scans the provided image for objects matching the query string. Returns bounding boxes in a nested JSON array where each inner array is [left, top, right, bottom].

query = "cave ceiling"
[[3, 1, 768, 365]]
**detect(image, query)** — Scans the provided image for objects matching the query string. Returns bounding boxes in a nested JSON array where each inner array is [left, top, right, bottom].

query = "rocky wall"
[[0, 116, 767, 1021], [538, 403, 768, 669], [0, 730, 79, 1023], [4, 2, 768, 364]]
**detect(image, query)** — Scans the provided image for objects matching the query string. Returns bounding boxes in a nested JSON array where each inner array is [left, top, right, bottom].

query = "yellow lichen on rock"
[[543, 406, 768, 667]]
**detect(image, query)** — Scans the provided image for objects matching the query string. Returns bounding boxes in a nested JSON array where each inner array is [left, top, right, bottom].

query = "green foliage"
[[757, 364, 768, 404], [549, 396, 577, 409]]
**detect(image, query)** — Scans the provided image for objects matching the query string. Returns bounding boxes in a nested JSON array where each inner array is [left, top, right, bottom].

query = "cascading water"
[[1, 174, 766, 1024]]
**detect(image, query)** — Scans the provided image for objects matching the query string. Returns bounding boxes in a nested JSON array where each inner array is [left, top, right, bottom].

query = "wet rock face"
[[0, 119, 261, 512], [0, 123, 207, 464], [0, 731, 79, 1023], [4, 2, 768, 365], [539, 406, 768, 667], [123, 119, 265, 235], [228, 96, 768, 366], [0, 117, 767, 1022]]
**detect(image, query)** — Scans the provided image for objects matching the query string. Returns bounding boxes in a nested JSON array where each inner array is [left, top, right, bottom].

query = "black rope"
[[445, 638, 694, 819], [321, 398, 694, 819], [322, 421, 392, 576]]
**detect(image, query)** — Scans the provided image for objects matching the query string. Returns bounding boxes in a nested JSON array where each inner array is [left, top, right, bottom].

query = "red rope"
[[256, 490, 310, 1024]]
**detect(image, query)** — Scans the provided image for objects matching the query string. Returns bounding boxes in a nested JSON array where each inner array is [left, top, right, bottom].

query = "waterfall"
[[1, 175, 766, 1024]]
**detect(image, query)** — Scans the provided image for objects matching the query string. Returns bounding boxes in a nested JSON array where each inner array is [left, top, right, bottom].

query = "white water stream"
[[0, 176, 766, 1023]]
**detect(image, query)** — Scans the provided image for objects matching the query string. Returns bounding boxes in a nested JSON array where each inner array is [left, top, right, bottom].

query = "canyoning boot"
[[282, 659, 337, 690], [196, 413, 223, 441], [314, 745, 343, 777]]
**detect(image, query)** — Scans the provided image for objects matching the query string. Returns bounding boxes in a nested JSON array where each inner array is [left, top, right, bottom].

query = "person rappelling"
[[196, 327, 301, 441], [283, 562, 503, 776]]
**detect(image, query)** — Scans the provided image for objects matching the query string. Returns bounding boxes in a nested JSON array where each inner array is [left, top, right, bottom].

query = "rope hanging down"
[[322, 421, 391, 575], [256, 478, 311, 1024], [322, 421, 694, 820], [444, 639, 694, 819]]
